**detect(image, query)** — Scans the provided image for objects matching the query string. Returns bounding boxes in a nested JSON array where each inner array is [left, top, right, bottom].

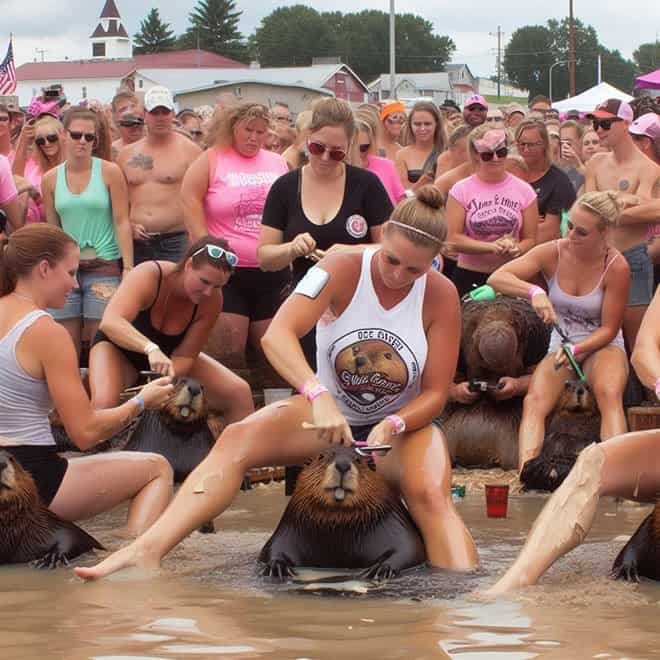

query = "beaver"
[[0, 450, 103, 567], [612, 502, 660, 582], [521, 379, 601, 492], [259, 445, 426, 581], [122, 377, 215, 483]]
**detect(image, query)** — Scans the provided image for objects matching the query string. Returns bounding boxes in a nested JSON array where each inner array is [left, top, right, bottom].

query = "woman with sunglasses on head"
[[182, 102, 289, 370], [514, 119, 576, 244], [378, 101, 406, 161], [259, 97, 392, 369], [12, 114, 65, 225], [40, 106, 133, 358], [446, 125, 539, 297], [395, 102, 447, 191], [487, 191, 630, 471], [89, 235, 253, 421], [75, 186, 479, 582]]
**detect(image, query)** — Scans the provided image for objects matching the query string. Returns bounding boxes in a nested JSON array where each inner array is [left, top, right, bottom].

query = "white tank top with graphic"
[[316, 247, 428, 426]]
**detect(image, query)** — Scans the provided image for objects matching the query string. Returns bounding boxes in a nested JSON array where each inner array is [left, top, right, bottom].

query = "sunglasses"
[[307, 140, 346, 162], [479, 146, 508, 162], [119, 119, 144, 128], [35, 133, 59, 147], [192, 244, 239, 268], [68, 130, 95, 143], [485, 116, 503, 122], [592, 118, 622, 131], [189, 130, 203, 137], [385, 116, 405, 124], [516, 140, 544, 150], [358, 143, 371, 153]]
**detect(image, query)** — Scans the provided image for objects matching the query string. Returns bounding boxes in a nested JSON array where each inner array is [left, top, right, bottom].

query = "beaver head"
[[557, 380, 598, 415], [288, 445, 396, 526], [0, 451, 40, 514], [159, 378, 208, 431]]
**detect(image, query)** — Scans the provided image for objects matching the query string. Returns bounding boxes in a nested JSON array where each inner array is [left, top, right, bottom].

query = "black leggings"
[[451, 266, 490, 298]]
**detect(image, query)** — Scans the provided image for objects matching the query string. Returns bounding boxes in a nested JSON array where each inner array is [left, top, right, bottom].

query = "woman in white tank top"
[[76, 186, 480, 581], [487, 192, 630, 471]]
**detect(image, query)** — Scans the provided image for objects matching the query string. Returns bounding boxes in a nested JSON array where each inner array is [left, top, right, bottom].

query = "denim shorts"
[[133, 230, 188, 265], [623, 243, 653, 306], [49, 271, 120, 321]]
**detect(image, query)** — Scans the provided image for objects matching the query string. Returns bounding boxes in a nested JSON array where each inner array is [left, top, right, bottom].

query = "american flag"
[[0, 41, 17, 95]]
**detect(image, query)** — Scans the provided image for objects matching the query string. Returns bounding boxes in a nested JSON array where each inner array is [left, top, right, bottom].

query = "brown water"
[[2, 482, 659, 660]]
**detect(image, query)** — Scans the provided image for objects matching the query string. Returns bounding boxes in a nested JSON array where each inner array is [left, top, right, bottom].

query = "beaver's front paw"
[[261, 556, 298, 581]]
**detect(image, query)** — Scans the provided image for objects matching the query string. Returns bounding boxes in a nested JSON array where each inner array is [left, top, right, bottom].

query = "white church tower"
[[90, 0, 132, 59]]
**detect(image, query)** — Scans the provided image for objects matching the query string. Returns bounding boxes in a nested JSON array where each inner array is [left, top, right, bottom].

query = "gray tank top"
[[0, 309, 55, 446]]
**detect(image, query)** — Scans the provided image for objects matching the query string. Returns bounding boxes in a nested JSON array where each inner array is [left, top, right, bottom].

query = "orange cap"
[[380, 101, 406, 122]]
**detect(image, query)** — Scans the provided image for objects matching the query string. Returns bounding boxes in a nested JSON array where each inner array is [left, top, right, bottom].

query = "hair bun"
[[415, 184, 443, 210]]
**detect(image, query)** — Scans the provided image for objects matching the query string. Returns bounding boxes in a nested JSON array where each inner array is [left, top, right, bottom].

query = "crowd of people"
[[0, 83, 659, 588]]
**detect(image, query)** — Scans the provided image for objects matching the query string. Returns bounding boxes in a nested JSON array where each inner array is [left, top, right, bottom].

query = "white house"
[[90, 0, 131, 60]]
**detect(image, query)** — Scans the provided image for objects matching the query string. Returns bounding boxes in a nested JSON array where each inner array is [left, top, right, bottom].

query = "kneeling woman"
[[487, 191, 630, 471], [89, 236, 253, 422], [0, 225, 174, 536], [76, 186, 479, 580]]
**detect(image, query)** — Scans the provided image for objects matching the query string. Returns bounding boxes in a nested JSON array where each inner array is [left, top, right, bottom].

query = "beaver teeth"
[[179, 406, 191, 418], [334, 487, 346, 501]]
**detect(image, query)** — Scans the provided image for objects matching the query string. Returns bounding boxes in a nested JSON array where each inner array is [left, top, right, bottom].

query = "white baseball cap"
[[144, 86, 174, 112]]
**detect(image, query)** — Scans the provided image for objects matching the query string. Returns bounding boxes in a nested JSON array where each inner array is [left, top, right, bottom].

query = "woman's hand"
[[450, 381, 479, 405], [310, 393, 353, 445], [493, 377, 518, 401], [148, 349, 174, 377], [138, 376, 175, 409], [289, 232, 317, 260], [132, 223, 150, 240], [19, 121, 35, 145], [531, 291, 557, 325], [366, 419, 394, 447]]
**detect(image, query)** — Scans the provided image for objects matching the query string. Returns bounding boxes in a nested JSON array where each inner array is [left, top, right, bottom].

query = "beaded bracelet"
[[144, 342, 160, 355], [529, 285, 545, 300], [385, 414, 406, 435]]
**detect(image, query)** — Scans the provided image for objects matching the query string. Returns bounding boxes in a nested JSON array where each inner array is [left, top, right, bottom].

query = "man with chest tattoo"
[[118, 86, 202, 264], [584, 99, 660, 352]]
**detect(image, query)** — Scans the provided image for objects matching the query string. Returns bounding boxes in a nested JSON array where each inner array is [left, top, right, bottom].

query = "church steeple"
[[90, 0, 131, 59]]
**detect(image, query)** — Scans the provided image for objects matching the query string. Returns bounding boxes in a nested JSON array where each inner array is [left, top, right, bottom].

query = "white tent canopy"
[[552, 82, 633, 112]]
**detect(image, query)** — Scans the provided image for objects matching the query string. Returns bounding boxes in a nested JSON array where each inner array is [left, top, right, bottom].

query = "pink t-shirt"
[[366, 155, 405, 206], [449, 173, 537, 272], [204, 147, 288, 268], [0, 155, 17, 205]]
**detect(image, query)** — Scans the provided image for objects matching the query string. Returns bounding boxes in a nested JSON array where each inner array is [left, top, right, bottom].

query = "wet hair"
[[514, 119, 551, 168], [0, 224, 76, 296], [468, 123, 511, 166], [175, 235, 235, 274], [385, 185, 446, 250], [111, 89, 138, 114], [576, 191, 621, 230], [206, 102, 271, 149], [448, 124, 473, 148], [309, 98, 355, 142], [407, 102, 447, 153], [32, 115, 64, 174]]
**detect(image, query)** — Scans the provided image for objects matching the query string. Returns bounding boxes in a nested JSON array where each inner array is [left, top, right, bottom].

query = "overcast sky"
[[3, 0, 659, 78]]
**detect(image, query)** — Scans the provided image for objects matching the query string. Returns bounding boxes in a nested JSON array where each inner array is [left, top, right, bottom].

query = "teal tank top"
[[54, 157, 119, 261]]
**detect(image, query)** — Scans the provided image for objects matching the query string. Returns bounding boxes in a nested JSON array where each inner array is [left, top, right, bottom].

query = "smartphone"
[[353, 444, 393, 457], [294, 266, 330, 299]]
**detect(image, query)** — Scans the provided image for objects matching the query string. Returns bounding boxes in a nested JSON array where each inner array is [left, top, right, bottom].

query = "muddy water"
[[2, 482, 660, 660]]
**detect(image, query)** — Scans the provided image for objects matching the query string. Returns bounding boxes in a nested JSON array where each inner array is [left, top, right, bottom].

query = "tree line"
[[134, 1, 658, 97]]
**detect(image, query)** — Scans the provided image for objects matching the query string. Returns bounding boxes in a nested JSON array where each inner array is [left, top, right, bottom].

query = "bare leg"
[[74, 396, 328, 580], [59, 318, 82, 360], [517, 355, 567, 470], [189, 353, 254, 422], [377, 425, 478, 570], [83, 319, 101, 349], [622, 305, 647, 357], [248, 318, 272, 353], [486, 429, 660, 596], [49, 452, 173, 536], [583, 346, 629, 439], [89, 341, 138, 408]]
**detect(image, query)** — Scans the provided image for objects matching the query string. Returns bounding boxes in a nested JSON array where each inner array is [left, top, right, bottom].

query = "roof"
[[552, 82, 634, 112], [90, 22, 129, 39], [133, 50, 246, 69], [175, 79, 334, 98], [15, 59, 135, 81], [100, 0, 121, 19], [368, 72, 451, 93]]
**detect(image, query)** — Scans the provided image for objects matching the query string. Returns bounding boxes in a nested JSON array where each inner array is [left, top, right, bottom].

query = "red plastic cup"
[[485, 484, 509, 518]]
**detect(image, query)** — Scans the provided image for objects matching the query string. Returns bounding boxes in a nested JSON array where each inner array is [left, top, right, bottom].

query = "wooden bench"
[[627, 406, 660, 432]]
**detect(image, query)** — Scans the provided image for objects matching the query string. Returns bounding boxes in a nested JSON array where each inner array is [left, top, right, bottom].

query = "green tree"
[[180, 0, 248, 62], [633, 42, 660, 73], [503, 25, 555, 99], [133, 8, 176, 54], [600, 48, 636, 93]]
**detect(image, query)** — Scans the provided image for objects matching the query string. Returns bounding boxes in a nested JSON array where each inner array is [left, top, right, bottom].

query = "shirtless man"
[[118, 86, 201, 264], [111, 90, 145, 161], [584, 99, 660, 351]]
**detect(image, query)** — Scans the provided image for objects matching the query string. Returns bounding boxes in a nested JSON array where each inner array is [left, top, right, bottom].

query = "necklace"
[[10, 291, 37, 305]]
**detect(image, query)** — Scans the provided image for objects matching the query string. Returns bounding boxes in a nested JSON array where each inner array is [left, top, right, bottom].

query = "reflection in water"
[[1, 483, 659, 659]]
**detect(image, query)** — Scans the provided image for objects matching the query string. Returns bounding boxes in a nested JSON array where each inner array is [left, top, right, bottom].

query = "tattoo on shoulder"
[[618, 179, 630, 191], [127, 153, 154, 170]]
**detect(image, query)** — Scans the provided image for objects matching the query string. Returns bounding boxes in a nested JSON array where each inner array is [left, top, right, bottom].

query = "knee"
[[591, 380, 624, 407], [209, 421, 250, 464], [402, 476, 452, 517], [522, 388, 550, 417], [147, 453, 174, 484]]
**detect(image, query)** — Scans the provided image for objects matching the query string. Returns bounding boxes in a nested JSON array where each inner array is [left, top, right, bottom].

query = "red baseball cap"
[[590, 98, 633, 122]]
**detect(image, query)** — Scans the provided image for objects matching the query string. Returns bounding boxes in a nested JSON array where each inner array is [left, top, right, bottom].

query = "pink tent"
[[635, 69, 660, 90]]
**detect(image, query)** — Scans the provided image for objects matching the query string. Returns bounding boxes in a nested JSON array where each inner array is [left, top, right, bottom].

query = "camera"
[[468, 379, 502, 393]]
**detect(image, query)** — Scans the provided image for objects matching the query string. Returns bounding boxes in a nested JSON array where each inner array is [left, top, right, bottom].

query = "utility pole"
[[35, 48, 48, 62], [489, 26, 504, 99], [389, 0, 396, 100], [569, 0, 576, 96]]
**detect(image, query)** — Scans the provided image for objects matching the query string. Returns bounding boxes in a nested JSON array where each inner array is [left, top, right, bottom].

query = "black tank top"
[[94, 262, 198, 370]]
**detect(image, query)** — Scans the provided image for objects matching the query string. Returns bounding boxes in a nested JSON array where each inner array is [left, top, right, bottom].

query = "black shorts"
[[4, 445, 68, 506], [222, 267, 291, 322], [451, 266, 490, 299]]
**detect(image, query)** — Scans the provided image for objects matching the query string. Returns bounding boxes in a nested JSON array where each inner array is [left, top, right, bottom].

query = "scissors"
[[301, 422, 392, 455], [553, 324, 587, 382]]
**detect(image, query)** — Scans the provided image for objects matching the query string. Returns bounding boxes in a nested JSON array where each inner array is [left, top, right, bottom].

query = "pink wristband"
[[299, 378, 329, 402], [529, 285, 545, 300], [570, 344, 581, 357], [386, 414, 406, 435]]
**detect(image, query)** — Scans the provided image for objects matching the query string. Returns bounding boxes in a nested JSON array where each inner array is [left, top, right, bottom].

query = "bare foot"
[[74, 541, 160, 581]]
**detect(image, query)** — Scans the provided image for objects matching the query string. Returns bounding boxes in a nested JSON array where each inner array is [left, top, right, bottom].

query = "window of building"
[[82, 86, 87, 99], [93, 42, 106, 57], [138, 79, 143, 89]]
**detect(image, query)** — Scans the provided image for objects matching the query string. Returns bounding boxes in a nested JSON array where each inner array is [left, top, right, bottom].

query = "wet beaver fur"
[[612, 502, 660, 582], [439, 296, 550, 470], [122, 378, 215, 483], [0, 450, 103, 567], [259, 445, 426, 581], [521, 380, 601, 492]]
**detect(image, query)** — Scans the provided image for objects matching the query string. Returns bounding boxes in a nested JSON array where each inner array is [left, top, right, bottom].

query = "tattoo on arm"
[[127, 153, 154, 170]]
